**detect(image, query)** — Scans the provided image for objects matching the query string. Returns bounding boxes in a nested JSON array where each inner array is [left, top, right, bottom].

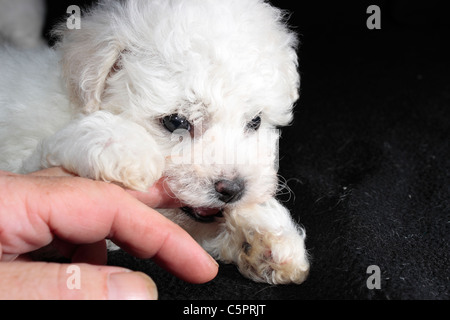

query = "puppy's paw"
[[214, 199, 310, 284], [82, 114, 165, 191], [237, 229, 309, 284], [28, 111, 164, 191], [94, 137, 164, 191]]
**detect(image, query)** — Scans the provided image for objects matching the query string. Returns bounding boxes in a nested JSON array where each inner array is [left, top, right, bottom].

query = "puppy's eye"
[[161, 114, 192, 133], [246, 115, 261, 131]]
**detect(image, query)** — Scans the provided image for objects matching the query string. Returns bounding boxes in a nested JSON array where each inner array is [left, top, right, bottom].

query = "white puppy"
[[0, 0, 309, 284]]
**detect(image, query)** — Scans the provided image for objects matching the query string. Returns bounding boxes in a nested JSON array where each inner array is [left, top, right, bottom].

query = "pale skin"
[[0, 167, 218, 299]]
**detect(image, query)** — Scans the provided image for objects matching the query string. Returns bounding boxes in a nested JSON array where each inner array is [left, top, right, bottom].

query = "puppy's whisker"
[[275, 174, 295, 203], [160, 177, 181, 202]]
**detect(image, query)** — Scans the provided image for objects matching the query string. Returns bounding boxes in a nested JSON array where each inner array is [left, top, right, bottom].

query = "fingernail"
[[209, 254, 219, 268], [107, 272, 158, 300]]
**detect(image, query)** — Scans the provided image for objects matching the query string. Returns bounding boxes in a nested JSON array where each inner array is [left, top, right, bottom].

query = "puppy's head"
[[56, 0, 300, 220]]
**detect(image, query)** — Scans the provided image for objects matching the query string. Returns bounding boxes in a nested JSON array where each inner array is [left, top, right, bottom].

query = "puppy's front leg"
[[21, 111, 164, 191], [213, 198, 310, 284]]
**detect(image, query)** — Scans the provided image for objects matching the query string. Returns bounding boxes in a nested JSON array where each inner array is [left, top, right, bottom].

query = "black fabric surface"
[[43, 1, 449, 299]]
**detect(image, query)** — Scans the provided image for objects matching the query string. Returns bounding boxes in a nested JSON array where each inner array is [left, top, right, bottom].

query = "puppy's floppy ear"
[[53, 10, 125, 113]]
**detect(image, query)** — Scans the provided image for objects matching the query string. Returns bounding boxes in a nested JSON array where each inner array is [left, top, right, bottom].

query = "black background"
[[41, 0, 449, 299]]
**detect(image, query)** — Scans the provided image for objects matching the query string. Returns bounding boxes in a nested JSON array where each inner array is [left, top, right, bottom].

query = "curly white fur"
[[0, 0, 309, 284]]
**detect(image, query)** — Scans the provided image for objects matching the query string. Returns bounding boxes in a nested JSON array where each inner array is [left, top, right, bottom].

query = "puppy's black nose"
[[215, 179, 245, 203]]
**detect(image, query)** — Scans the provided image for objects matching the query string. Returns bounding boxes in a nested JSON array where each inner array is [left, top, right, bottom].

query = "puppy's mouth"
[[180, 206, 224, 223]]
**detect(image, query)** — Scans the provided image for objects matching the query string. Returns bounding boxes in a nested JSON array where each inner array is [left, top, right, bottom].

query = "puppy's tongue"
[[194, 207, 221, 217]]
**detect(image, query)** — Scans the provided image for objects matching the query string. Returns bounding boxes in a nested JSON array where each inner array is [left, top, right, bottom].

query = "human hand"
[[0, 168, 218, 299]]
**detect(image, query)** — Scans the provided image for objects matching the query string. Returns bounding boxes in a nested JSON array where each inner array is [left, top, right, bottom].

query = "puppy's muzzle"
[[180, 178, 245, 223]]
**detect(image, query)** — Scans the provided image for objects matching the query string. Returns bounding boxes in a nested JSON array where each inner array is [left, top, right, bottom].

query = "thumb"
[[0, 261, 158, 300]]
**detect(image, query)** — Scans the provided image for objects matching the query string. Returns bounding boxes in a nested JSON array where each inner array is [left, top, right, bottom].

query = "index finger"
[[30, 167, 182, 209], [0, 173, 218, 283]]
